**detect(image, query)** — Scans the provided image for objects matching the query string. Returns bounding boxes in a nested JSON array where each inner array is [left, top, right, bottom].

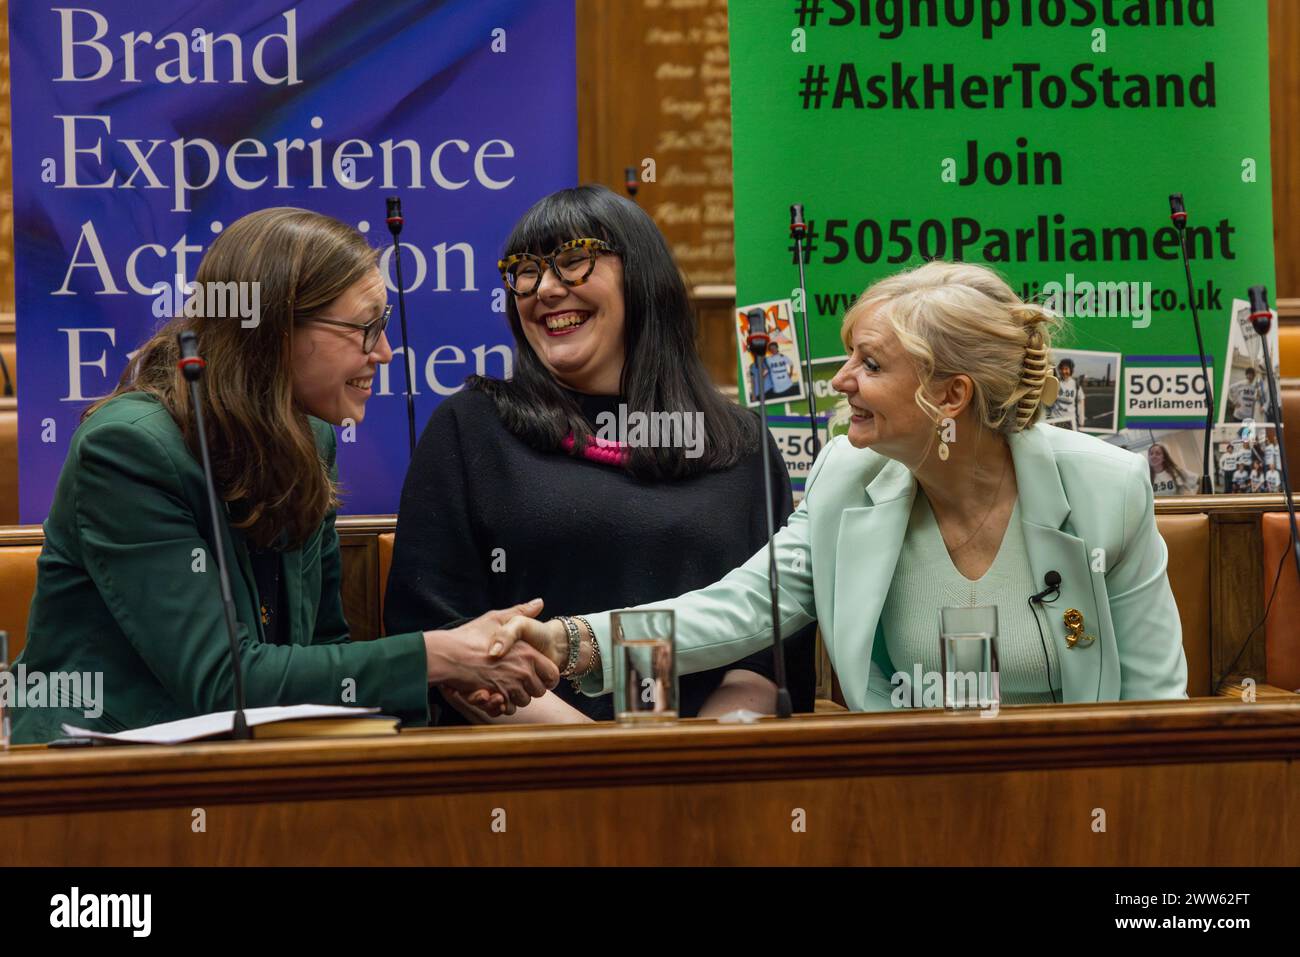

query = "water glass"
[[611, 610, 677, 724], [939, 606, 1000, 712]]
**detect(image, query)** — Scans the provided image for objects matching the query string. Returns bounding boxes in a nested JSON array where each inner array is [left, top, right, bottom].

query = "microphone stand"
[[746, 312, 793, 719], [177, 331, 250, 740], [789, 203, 821, 458], [1248, 285, 1300, 584], [386, 196, 417, 458], [1169, 193, 1216, 493]]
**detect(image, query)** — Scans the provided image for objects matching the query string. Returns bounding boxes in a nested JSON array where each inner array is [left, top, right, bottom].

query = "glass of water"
[[0, 631, 9, 749], [939, 606, 1000, 712], [611, 610, 677, 724]]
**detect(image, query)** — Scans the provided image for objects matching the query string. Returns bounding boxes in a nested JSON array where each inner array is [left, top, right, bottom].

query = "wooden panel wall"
[[1269, 0, 1300, 300], [576, 0, 734, 287]]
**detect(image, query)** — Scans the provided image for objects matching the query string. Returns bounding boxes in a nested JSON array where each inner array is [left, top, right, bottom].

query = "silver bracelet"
[[557, 616, 582, 678]]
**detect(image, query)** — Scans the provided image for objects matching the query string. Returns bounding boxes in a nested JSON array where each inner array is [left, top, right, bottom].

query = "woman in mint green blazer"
[[11, 208, 557, 743], [495, 260, 1188, 710]]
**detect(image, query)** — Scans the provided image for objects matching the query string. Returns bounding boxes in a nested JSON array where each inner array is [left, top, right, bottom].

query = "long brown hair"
[[87, 207, 378, 549]]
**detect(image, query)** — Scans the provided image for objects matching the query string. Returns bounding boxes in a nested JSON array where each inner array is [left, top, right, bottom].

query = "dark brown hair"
[[87, 207, 378, 549]]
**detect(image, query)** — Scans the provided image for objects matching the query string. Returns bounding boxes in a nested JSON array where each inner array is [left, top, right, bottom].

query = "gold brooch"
[[1063, 608, 1095, 648]]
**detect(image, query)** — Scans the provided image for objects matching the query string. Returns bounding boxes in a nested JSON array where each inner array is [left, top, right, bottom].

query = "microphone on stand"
[[789, 203, 821, 459], [1168, 193, 1216, 493], [177, 331, 250, 740], [624, 166, 639, 201], [745, 307, 793, 719], [1247, 285, 1300, 583], [386, 196, 417, 458]]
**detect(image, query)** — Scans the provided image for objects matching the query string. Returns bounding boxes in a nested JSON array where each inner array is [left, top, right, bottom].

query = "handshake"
[[420, 598, 584, 717]]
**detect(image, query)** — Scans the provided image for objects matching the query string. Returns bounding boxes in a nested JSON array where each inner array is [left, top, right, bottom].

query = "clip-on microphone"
[[1030, 570, 1062, 604], [746, 308, 793, 719], [386, 197, 417, 458], [1027, 569, 1062, 703], [177, 331, 250, 740]]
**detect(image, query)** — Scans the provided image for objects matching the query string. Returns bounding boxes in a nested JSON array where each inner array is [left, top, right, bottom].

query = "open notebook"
[[61, 704, 400, 745]]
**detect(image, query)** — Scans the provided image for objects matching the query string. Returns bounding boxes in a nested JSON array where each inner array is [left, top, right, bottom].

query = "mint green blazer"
[[11, 392, 430, 743], [580, 423, 1189, 709]]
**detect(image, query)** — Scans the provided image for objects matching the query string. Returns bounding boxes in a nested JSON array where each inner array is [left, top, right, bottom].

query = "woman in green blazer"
[[492, 260, 1189, 710], [11, 208, 557, 743]]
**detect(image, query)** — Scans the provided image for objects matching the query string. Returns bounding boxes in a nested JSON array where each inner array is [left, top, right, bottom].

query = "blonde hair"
[[839, 260, 1062, 434]]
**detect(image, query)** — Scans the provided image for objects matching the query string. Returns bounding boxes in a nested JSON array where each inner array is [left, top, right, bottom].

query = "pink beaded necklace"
[[561, 431, 631, 468]]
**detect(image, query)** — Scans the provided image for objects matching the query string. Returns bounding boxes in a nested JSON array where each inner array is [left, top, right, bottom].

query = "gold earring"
[[936, 420, 950, 461]]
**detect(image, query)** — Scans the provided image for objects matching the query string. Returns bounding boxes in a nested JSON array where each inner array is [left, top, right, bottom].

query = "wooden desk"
[[1, 699, 1297, 866]]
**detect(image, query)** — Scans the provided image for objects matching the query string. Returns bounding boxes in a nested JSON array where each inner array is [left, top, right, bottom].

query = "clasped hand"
[[424, 599, 563, 717]]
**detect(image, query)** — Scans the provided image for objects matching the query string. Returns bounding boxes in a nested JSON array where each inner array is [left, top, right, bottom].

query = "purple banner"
[[10, 0, 577, 521]]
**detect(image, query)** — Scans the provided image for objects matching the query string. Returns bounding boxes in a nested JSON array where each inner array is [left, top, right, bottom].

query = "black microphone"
[[1030, 569, 1062, 604], [745, 307, 792, 719], [788, 203, 821, 460], [385, 196, 417, 458], [1168, 193, 1216, 493], [745, 307, 770, 356], [624, 166, 639, 200], [1245, 286, 1300, 584], [1027, 569, 1062, 702], [1248, 284, 1273, 336], [177, 331, 250, 740]]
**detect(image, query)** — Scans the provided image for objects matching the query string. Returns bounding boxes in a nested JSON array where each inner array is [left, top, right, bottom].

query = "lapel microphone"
[[1028, 569, 1063, 702], [1030, 569, 1062, 604]]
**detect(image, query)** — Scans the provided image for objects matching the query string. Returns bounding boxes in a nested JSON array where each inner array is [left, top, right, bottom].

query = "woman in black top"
[[384, 185, 815, 723]]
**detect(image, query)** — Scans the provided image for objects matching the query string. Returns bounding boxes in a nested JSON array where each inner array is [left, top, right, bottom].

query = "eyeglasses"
[[303, 303, 392, 353], [498, 238, 617, 297]]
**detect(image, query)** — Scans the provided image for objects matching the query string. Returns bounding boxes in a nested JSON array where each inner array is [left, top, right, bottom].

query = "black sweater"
[[383, 386, 816, 722]]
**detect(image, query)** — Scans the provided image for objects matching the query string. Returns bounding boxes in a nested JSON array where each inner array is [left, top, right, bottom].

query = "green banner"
[[730, 0, 1276, 493]]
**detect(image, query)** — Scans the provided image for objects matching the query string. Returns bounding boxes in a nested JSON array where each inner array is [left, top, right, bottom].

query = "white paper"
[[61, 704, 380, 745]]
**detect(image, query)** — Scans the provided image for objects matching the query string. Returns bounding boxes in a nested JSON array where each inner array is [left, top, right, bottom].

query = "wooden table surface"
[[2, 698, 1298, 865]]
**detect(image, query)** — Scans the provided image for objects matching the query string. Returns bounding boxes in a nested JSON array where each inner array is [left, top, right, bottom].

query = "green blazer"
[[578, 423, 1189, 710], [11, 392, 429, 743]]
